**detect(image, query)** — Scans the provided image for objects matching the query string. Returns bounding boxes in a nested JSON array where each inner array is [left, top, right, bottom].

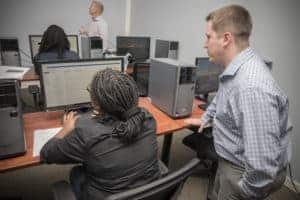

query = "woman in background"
[[34, 24, 79, 63]]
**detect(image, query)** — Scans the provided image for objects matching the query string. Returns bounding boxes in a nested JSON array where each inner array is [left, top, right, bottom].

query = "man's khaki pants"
[[211, 157, 286, 200]]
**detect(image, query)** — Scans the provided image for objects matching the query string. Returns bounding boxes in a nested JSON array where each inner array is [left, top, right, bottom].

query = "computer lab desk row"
[[0, 95, 205, 173]]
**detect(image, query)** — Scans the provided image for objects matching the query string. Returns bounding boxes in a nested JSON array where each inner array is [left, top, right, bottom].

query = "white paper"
[[33, 127, 62, 157], [0, 66, 30, 79]]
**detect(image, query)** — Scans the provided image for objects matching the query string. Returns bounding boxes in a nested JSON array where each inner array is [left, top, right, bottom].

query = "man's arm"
[[98, 20, 108, 50], [237, 88, 287, 198], [201, 94, 217, 124], [185, 94, 217, 132]]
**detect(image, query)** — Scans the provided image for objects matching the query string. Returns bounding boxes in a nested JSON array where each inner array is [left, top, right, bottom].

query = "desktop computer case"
[[0, 79, 26, 159], [168, 41, 179, 59], [0, 38, 21, 66], [148, 58, 196, 118], [81, 37, 103, 59]]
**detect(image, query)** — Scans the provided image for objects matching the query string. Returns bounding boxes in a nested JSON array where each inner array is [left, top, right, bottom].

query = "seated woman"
[[33, 25, 79, 73], [40, 69, 160, 200]]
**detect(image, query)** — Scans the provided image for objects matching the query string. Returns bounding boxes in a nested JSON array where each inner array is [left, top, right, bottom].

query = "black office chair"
[[183, 127, 218, 169], [52, 158, 200, 200], [182, 127, 218, 200]]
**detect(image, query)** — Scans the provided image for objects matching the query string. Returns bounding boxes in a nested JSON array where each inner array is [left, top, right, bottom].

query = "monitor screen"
[[40, 58, 123, 110], [116, 36, 150, 62], [29, 34, 79, 61], [133, 62, 150, 97], [194, 57, 223, 95]]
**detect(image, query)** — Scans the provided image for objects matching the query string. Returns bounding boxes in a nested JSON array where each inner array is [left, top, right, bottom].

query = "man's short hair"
[[206, 5, 252, 41], [92, 0, 104, 14]]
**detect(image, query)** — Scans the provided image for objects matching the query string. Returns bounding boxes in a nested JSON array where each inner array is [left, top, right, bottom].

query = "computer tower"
[[155, 40, 179, 60], [0, 38, 21, 66], [148, 58, 196, 118], [168, 41, 179, 59], [81, 36, 103, 59], [0, 79, 26, 159]]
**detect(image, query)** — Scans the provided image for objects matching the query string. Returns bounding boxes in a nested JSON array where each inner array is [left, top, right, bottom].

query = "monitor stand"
[[195, 93, 208, 110], [65, 104, 92, 114]]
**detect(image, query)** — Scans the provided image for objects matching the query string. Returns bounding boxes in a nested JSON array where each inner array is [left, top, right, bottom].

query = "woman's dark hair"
[[38, 25, 70, 59], [90, 69, 145, 143]]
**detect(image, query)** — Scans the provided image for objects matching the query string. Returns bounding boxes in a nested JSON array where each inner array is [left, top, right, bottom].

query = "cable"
[[288, 163, 300, 196]]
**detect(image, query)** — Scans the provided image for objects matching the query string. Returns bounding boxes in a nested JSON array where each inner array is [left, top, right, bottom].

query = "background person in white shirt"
[[80, 0, 108, 51]]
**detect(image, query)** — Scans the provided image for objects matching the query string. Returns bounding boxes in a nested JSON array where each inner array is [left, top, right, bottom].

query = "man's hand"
[[79, 26, 88, 36], [184, 118, 205, 133]]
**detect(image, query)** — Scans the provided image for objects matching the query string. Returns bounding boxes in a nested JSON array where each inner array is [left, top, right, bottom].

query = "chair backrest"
[[105, 158, 200, 200]]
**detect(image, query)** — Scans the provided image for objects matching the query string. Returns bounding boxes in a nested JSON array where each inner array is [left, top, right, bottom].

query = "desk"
[[22, 68, 39, 81], [0, 98, 204, 173]]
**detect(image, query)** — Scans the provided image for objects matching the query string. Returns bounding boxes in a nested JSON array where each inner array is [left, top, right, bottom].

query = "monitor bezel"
[[39, 57, 124, 111], [116, 36, 151, 61], [28, 34, 79, 62]]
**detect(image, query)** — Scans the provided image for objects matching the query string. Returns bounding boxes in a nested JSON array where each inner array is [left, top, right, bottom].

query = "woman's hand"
[[55, 111, 79, 139], [62, 111, 79, 133]]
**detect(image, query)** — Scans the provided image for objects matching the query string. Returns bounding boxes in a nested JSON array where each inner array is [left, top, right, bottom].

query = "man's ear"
[[222, 32, 233, 48]]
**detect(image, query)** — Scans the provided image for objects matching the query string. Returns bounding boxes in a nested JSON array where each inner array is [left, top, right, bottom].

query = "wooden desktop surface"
[[22, 68, 40, 81], [0, 98, 204, 173]]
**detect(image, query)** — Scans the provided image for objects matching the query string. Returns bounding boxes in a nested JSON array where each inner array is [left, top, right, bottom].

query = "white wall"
[[0, 0, 127, 66], [131, 0, 300, 181]]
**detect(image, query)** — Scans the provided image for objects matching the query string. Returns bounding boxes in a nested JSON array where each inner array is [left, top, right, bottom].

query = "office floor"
[[0, 130, 299, 200], [0, 92, 299, 200]]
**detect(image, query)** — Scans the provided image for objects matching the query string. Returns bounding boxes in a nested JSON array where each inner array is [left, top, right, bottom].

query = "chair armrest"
[[52, 181, 76, 200]]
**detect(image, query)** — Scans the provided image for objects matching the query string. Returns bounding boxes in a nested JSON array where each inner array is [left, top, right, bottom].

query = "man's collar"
[[92, 15, 101, 21], [219, 47, 254, 80]]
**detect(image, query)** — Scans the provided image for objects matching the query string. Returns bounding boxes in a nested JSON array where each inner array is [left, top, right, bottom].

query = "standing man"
[[80, 0, 108, 51], [185, 5, 291, 200]]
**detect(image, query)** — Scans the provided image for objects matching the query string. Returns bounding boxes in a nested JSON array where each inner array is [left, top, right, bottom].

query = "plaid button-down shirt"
[[202, 47, 291, 198]]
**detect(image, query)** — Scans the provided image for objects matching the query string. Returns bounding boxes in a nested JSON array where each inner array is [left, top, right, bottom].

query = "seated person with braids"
[[33, 25, 79, 66], [40, 69, 160, 200]]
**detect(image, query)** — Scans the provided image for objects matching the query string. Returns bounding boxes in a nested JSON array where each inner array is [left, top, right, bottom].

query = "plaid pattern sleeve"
[[209, 47, 290, 199], [236, 88, 286, 198], [201, 95, 217, 124]]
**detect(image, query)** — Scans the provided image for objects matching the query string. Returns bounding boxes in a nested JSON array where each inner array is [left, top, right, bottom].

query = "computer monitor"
[[29, 34, 79, 61], [116, 36, 150, 62], [133, 62, 150, 97], [40, 58, 123, 110], [194, 57, 223, 102]]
